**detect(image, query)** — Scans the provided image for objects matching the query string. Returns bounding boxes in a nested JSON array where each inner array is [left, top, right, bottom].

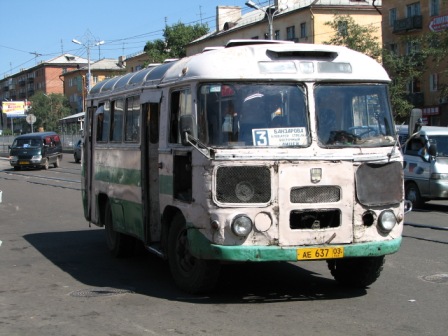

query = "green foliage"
[[28, 92, 72, 132], [144, 21, 209, 63], [324, 15, 382, 62], [324, 15, 448, 122]]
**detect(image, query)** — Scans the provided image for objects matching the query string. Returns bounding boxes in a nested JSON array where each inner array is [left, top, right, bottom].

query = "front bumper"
[[188, 228, 402, 262]]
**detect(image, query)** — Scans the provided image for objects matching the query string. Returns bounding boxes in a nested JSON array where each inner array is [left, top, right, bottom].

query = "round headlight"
[[231, 215, 253, 237], [378, 210, 397, 233]]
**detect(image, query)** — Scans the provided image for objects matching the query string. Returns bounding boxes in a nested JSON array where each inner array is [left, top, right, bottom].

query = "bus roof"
[[88, 40, 390, 100]]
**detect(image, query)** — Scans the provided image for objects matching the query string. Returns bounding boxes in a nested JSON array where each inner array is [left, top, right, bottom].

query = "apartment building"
[[0, 54, 88, 131], [382, 0, 448, 126], [186, 0, 383, 55], [62, 58, 126, 113]]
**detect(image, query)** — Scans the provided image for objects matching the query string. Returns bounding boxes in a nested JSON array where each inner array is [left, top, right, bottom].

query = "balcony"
[[407, 92, 425, 107], [393, 15, 423, 34]]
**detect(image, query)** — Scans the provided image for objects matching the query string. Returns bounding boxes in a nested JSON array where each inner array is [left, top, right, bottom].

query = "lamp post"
[[245, 0, 284, 40], [72, 38, 104, 93]]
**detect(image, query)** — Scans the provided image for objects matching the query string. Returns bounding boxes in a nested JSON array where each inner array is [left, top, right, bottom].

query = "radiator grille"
[[216, 166, 271, 203], [290, 209, 341, 229], [290, 186, 341, 203]]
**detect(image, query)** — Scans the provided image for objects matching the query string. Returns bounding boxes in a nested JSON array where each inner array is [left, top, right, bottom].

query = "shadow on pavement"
[[24, 229, 367, 304]]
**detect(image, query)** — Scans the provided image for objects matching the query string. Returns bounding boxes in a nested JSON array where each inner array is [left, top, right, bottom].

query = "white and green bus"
[[82, 40, 410, 293]]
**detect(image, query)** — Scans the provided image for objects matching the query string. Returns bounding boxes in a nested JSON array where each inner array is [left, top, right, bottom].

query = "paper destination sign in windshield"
[[252, 127, 307, 146]]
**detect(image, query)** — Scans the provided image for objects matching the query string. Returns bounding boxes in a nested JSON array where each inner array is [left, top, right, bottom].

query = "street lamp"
[[245, 0, 285, 40], [72, 38, 105, 93]]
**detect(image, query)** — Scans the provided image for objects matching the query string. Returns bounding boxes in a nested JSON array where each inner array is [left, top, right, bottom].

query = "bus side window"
[[110, 99, 124, 142], [96, 103, 110, 143], [125, 96, 140, 142], [169, 88, 192, 144], [149, 103, 159, 144]]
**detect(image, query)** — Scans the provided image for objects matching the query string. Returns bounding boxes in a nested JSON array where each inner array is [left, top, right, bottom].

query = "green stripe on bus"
[[95, 165, 141, 186], [159, 175, 173, 195], [187, 229, 402, 262]]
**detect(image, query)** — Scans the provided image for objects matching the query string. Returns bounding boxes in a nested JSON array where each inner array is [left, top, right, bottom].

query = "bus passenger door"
[[142, 102, 161, 243], [83, 105, 101, 222]]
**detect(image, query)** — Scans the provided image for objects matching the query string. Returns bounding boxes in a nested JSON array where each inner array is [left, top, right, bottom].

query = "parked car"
[[9, 132, 63, 170], [74, 139, 82, 163]]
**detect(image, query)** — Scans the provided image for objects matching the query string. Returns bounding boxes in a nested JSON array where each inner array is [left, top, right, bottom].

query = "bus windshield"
[[315, 84, 395, 147], [197, 83, 309, 147]]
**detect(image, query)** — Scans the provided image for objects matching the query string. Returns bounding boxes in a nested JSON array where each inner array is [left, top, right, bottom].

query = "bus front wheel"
[[104, 202, 135, 257], [168, 213, 220, 294], [327, 256, 385, 288]]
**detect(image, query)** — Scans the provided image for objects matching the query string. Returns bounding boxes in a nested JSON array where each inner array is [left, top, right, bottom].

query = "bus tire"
[[327, 256, 385, 288], [168, 213, 220, 294], [405, 182, 424, 209], [104, 202, 135, 257]]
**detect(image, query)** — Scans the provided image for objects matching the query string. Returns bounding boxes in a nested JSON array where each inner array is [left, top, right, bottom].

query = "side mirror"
[[428, 144, 437, 157], [179, 115, 195, 146]]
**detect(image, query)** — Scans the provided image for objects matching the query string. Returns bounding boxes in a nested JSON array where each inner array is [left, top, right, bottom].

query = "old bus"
[[82, 40, 409, 293]]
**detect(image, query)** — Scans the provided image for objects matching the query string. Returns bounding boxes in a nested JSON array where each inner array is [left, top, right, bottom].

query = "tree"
[[323, 15, 448, 122], [29, 92, 72, 132], [324, 15, 382, 62], [144, 22, 209, 63]]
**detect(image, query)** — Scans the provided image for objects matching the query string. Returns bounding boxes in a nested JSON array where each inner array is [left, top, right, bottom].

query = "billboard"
[[1, 101, 30, 117]]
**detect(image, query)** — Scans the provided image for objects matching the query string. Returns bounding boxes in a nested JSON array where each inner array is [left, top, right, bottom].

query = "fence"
[[0, 133, 82, 157]]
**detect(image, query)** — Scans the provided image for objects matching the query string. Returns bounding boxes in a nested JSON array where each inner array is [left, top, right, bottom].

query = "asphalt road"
[[0, 155, 447, 336]]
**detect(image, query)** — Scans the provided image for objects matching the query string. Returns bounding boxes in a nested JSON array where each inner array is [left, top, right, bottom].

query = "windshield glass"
[[429, 136, 448, 157], [197, 83, 309, 147], [315, 84, 395, 147], [12, 138, 42, 148]]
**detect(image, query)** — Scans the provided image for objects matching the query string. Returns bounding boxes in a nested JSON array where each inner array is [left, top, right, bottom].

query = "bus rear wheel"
[[168, 213, 220, 294], [104, 202, 135, 257], [327, 256, 385, 288]]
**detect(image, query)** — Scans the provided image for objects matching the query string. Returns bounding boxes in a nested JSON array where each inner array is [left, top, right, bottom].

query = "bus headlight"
[[231, 215, 253, 237], [378, 210, 397, 233]]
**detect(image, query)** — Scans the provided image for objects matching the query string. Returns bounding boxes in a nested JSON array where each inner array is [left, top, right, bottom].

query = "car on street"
[[9, 132, 63, 170]]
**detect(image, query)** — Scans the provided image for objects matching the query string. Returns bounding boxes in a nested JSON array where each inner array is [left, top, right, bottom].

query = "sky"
[[0, 0, 259, 78]]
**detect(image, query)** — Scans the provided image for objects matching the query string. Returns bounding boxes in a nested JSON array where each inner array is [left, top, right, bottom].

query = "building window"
[[337, 20, 348, 36], [430, 0, 439, 16], [407, 2, 421, 17], [408, 79, 421, 93], [430, 74, 438, 92], [274, 30, 280, 40], [389, 8, 397, 26], [286, 26, 295, 40], [300, 22, 307, 39], [406, 40, 420, 55], [389, 43, 398, 55]]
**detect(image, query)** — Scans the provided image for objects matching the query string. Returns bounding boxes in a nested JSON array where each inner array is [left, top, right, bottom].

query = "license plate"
[[19, 161, 29, 165], [297, 246, 344, 260]]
